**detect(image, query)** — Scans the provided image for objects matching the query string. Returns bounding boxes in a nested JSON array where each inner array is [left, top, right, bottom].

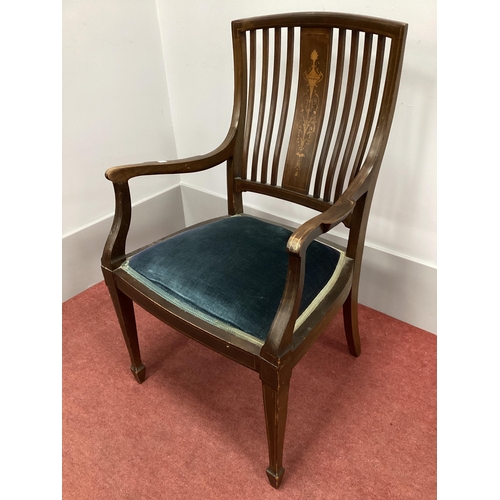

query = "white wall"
[[62, 0, 183, 299], [156, 0, 437, 269], [63, 0, 179, 236]]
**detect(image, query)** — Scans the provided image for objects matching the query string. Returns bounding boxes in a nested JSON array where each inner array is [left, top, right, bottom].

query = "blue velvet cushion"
[[123, 216, 342, 343]]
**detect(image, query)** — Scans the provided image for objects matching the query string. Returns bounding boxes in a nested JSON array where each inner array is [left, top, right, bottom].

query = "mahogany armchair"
[[101, 12, 407, 488]]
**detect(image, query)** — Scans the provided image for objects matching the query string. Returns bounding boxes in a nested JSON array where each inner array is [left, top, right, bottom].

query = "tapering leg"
[[108, 287, 146, 383], [343, 288, 361, 357], [262, 376, 290, 489]]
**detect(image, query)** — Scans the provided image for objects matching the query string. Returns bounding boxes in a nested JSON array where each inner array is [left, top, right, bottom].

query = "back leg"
[[343, 287, 361, 357], [108, 286, 146, 383]]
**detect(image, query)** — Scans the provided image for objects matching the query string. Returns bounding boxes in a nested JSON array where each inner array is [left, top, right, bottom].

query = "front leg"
[[107, 285, 146, 384], [261, 369, 291, 488]]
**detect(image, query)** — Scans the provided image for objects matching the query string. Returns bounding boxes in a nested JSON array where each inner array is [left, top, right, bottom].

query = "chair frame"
[[101, 12, 407, 488]]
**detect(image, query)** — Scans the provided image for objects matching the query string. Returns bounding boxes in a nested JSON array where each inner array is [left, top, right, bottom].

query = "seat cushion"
[[122, 215, 344, 345]]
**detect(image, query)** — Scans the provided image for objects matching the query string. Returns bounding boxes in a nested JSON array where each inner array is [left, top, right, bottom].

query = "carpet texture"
[[63, 281, 436, 499]]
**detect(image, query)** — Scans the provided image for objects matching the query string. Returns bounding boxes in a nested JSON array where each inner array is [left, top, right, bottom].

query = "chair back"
[[230, 13, 407, 214]]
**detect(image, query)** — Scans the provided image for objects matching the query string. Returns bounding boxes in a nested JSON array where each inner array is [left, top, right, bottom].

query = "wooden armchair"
[[101, 12, 407, 488]]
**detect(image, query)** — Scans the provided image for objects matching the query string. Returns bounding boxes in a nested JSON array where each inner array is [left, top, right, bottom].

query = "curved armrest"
[[105, 127, 237, 182], [102, 128, 237, 269], [287, 153, 378, 257], [261, 197, 354, 362], [261, 163, 377, 362], [287, 197, 355, 256]]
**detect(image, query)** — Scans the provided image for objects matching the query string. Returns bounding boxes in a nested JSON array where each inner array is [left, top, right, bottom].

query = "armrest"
[[105, 127, 237, 182], [261, 197, 354, 362], [261, 162, 376, 362], [101, 128, 237, 269]]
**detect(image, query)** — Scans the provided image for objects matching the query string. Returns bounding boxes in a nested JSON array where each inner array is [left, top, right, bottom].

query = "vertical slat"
[[313, 29, 346, 197], [261, 29, 281, 184], [348, 35, 386, 184], [270, 28, 294, 186], [251, 29, 269, 182], [334, 33, 373, 201], [323, 30, 360, 202], [242, 30, 256, 180]]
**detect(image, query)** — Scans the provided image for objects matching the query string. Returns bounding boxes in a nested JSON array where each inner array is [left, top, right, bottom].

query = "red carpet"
[[63, 281, 436, 499]]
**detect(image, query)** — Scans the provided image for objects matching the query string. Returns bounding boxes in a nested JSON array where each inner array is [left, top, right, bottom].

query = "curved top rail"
[[232, 12, 407, 39]]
